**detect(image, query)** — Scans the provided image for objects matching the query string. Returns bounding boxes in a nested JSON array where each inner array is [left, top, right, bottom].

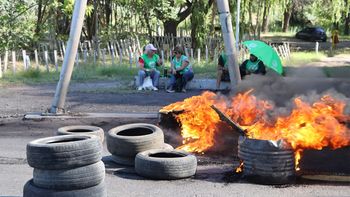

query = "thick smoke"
[[230, 74, 350, 115]]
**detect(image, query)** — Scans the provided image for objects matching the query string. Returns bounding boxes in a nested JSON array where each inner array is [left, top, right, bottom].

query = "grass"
[[0, 62, 139, 86], [285, 52, 326, 66], [0, 49, 347, 86]]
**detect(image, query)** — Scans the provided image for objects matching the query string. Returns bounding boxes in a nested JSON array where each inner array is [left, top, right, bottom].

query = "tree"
[[190, 0, 214, 49]]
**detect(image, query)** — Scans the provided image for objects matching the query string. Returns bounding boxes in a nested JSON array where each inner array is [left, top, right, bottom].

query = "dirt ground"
[[1, 55, 350, 196]]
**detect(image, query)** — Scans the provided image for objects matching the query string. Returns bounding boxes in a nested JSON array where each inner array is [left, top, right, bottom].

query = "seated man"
[[240, 54, 266, 78], [216, 52, 230, 89], [217, 53, 266, 89], [138, 44, 163, 91], [167, 46, 194, 93]]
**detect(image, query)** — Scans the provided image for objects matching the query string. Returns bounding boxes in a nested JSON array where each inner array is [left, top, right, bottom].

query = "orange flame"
[[235, 162, 244, 173], [161, 90, 350, 169]]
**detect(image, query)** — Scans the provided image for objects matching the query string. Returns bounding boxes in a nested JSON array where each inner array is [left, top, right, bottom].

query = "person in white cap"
[[138, 43, 163, 91]]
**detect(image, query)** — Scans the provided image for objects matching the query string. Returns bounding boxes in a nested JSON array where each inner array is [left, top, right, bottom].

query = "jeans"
[[138, 70, 160, 87], [168, 70, 194, 89]]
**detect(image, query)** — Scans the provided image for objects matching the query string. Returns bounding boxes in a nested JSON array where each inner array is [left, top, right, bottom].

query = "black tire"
[[23, 179, 107, 197], [57, 125, 105, 143], [111, 143, 174, 166], [107, 123, 164, 157], [33, 161, 105, 190], [27, 135, 102, 170], [135, 149, 197, 180]]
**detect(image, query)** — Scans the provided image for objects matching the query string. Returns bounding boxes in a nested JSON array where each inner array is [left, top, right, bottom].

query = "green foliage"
[[0, 0, 36, 50]]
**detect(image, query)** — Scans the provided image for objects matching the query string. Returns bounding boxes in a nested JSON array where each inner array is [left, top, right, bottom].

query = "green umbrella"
[[242, 40, 283, 75]]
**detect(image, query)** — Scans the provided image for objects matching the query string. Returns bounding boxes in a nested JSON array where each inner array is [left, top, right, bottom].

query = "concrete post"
[[50, 0, 87, 114], [217, 0, 241, 87], [235, 0, 241, 51]]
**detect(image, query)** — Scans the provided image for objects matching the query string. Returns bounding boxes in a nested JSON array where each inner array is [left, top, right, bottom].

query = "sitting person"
[[216, 52, 230, 89], [240, 54, 266, 78], [217, 53, 266, 89], [167, 46, 194, 93], [138, 44, 163, 91]]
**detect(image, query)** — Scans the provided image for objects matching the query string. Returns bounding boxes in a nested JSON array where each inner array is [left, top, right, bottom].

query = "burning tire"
[[135, 149, 197, 180], [238, 136, 296, 184], [110, 143, 174, 166], [27, 135, 102, 170], [33, 161, 105, 190], [107, 123, 164, 157], [57, 125, 105, 143], [23, 179, 107, 197]]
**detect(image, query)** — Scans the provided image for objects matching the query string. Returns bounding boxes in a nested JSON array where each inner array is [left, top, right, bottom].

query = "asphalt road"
[[0, 117, 349, 197], [0, 79, 350, 197]]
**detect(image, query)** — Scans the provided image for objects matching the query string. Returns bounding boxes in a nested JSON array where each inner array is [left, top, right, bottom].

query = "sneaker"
[[181, 88, 186, 93], [152, 87, 158, 91], [137, 86, 143, 91], [166, 88, 175, 93]]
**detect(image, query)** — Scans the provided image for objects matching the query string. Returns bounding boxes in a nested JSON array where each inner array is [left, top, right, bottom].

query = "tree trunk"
[[282, 10, 292, 32], [345, 13, 350, 35], [163, 20, 179, 37], [143, 12, 153, 40], [104, 0, 112, 26], [261, 0, 270, 33]]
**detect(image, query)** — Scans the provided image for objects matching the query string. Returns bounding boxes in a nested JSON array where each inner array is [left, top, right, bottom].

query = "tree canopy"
[[0, 0, 349, 51]]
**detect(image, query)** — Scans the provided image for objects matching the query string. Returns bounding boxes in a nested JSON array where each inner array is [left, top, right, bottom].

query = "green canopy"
[[243, 40, 284, 75]]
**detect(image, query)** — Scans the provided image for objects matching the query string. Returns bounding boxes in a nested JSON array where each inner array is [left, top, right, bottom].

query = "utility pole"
[[235, 0, 241, 51], [49, 0, 88, 114], [217, 0, 241, 87]]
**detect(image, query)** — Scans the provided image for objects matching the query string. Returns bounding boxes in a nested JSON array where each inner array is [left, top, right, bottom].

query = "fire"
[[235, 162, 244, 173], [161, 90, 350, 169], [160, 91, 225, 153]]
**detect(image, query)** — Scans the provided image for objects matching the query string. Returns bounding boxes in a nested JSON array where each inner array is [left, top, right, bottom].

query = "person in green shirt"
[[216, 53, 266, 89], [240, 54, 266, 78], [138, 44, 163, 91], [166, 46, 194, 93], [216, 52, 230, 89]]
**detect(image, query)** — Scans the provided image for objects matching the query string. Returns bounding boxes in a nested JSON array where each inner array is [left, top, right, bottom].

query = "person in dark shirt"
[[240, 54, 266, 78], [217, 53, 266, 89], [216, 52, 230, 89]]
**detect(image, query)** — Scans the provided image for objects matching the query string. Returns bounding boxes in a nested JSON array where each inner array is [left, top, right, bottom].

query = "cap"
[[145, 44, 157, 51]]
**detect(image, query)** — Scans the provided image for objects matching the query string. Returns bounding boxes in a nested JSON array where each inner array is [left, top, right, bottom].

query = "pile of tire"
[[24, 135, 107, 197], [107, 123, 173, 166], [107, 123, 197, 180], [57, 125, 105, 144]]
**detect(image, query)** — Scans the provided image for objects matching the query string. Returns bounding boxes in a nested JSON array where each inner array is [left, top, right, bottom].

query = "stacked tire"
[[57, 125, 105, 144], [107, 123, 173, 166], [24, 135, 106, 197]]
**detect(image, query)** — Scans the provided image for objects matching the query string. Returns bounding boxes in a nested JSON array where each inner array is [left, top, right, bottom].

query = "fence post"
[[102, 49, 106, 66], [205, 45, 209, 63], [190, 48, 194, 61], [0, 55, 2, 78], [54, 50, 59, 71], [315, 42, 319, 55], [93, 50, 97, 64], [26, 55, 31, 69], [161, 50, 165, 75], [44, 51, 49, 72], [197, 48, 201, 64], [119, 47, 123, 65], [22, 50, 27, 70], [12, 51, 16, 74], [111, 45, 115, 66], [83, 49, 88, 63], [4, 50, 8, 72], [129, 51, 133, 68], [34, 50, 39, 70], [76, 51, 80, 67]]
